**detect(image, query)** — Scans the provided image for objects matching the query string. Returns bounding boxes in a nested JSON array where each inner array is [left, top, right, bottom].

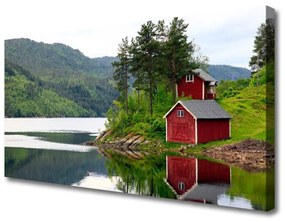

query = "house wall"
[[197, 119, 230, 143], [166, 156, 197, 195], [166, 104, 196, 143], [205, 84, 216, 100], [206, 93, 215, 100], [197, 159, 231, 184], [177, 75, 204, 99]]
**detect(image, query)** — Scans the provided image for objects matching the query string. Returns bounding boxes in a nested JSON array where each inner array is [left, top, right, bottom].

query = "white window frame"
[[186, 74, 194, 83], [177, 110, 184, 117], [178, 182, 185, 190]]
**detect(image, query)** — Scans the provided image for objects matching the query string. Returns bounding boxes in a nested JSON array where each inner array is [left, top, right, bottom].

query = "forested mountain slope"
[[5, 61, 89, 117], [5, 38, 118, 117], [207, 65, 251, 81]]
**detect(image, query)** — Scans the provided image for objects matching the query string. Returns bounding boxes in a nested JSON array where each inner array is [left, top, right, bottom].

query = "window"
[[178, 182, 185, 190], [186, 74, 194, 82], [177, 110, 184, 117]]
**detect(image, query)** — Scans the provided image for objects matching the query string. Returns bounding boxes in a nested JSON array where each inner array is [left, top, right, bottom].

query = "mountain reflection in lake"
[[5, 148, 107, 185]]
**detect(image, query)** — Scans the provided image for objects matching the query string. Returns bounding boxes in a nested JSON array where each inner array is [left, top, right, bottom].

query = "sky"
[[0, 0, 267, 68]]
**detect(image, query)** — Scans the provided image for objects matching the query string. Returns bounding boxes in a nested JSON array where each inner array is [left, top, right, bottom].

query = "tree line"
[[112, 17, 208, 116]]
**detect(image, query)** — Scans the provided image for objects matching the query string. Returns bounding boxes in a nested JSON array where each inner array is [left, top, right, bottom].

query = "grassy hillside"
[[219, 85, 267, 142], [217, 61, 274, 145]]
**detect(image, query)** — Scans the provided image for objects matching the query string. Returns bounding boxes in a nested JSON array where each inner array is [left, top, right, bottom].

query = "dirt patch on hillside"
[[203, 139, 275, 171]]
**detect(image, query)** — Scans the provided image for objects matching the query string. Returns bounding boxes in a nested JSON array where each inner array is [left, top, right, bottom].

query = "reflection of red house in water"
[[176, 69, 217, 100], [165, 156, 231, 204]]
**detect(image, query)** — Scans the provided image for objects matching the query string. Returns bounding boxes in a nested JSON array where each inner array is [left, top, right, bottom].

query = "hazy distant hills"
[[4, 38, 250, 117], [207, 65, 250, 81]]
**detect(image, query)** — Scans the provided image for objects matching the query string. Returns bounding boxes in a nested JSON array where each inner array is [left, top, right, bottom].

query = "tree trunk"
[[149, 88, 153, 116], [125, 67, 128, 114], [149, 74, 153, 116], [137, 89, 140, 111], [171, 60, 177, 104], [171, 78, 176, 104]]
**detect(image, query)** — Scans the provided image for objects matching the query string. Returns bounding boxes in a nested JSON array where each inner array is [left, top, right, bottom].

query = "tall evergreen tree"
[[249, 18, 275, 72], [112, 37, 130, 114], [162, 17, 197, 104], [130, 21, 160, 116]]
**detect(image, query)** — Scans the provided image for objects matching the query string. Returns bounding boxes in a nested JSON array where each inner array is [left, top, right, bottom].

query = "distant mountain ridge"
[[207, 65, 251, 81], [4, 38, 251, 117], [5, 38, 117, 77]]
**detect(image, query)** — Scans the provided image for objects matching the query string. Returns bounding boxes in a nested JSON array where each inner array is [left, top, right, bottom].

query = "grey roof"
[[180, 100, 231, 119], [193, 69, 217, 82], [179, 184, 230, 203]]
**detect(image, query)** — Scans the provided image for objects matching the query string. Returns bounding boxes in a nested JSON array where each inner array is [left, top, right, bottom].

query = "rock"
[[93, 131, 150, 159]]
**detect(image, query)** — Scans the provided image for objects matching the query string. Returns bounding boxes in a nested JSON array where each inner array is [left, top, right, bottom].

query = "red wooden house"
[[163, 100, 231, 144], [177, 69, 217, 100], [165, 156, 231, 203]]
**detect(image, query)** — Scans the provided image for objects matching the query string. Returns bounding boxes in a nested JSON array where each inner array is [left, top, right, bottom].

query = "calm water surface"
[[4, 118, 274, 211]]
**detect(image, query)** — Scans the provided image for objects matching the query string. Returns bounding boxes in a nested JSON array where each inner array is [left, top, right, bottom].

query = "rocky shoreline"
[[89, 130, 275, 171], [203, 139, 275, 171], [89, 130, 151, 159]]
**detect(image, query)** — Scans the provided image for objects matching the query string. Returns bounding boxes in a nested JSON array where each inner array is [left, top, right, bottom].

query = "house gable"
[[177, 74, 204, 99], [165, 103, 196, 144], [164, 100, 231, 144], [177, 69, 217, 100]]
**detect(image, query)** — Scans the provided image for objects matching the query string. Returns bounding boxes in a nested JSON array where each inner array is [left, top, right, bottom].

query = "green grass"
[[219, 84, 267, 142]]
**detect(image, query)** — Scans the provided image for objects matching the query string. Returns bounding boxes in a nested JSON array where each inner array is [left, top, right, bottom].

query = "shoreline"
[[203, 139, 274, 172], [90, 130, 275, 172]]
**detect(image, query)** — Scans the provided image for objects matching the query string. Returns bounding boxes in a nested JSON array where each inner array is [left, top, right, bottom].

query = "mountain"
[[5, 38, 117, 78], [5, 61, 89, 117], [5, 38, 118, 117], [207, 65, 251, 81]]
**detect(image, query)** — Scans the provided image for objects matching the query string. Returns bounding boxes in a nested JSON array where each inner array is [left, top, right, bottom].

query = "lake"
[[4, 118, 274, 211]]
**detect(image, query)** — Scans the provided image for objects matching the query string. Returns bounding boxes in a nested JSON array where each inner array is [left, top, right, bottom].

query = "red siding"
[[166, 104, 195, 143], [177, 75, 204, 99], [197, 159, 230, 184], [166, 156, 196, 195], [197, 119, 230, 143], [206, 93, 215, 100]]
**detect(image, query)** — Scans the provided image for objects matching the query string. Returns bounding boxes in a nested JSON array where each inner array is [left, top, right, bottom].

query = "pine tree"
[[112, 37, 130, 114], [249, 18, 275, 72], [161, 17, 198, 104], [130, 21, 160, 116]]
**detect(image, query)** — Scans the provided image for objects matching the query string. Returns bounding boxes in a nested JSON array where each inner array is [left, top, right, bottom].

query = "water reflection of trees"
[[105, 154, 176, 198], [5, 147, 106, 185]]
